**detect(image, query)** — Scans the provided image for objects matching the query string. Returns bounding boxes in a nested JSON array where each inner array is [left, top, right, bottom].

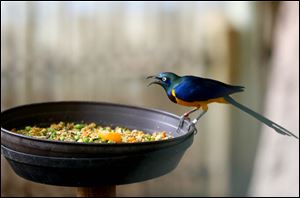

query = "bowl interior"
[[1, 101, 192, 139]]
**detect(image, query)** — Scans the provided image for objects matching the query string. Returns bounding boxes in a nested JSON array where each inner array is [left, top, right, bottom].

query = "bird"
[[147, 72, 298, 139]]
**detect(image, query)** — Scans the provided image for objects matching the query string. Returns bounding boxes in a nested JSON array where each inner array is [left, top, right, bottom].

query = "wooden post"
[[76, 186, 116, 197]]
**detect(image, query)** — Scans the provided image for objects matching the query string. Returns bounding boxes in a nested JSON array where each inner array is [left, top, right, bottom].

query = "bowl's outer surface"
[[1, 101, 195, 186]]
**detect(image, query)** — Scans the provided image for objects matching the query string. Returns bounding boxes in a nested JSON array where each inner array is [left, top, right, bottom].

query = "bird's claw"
[[176, 115, 190, 133], [188, 118, 200, 133], [187, 122, 197, 135]]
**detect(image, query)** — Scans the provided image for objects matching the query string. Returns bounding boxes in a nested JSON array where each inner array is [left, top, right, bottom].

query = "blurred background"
[[1, 1, 299, 197]]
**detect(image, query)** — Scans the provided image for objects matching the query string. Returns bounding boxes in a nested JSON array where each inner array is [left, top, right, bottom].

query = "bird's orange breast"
[[171, 89, 227, 110]]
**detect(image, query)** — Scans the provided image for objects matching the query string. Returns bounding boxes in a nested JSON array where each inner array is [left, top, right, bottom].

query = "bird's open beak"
[[146, 75, 162, 87]]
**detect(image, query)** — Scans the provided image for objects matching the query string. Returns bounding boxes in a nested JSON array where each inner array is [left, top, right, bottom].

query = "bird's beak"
[[146, 75, 156, 80], [146, 75, 162, 87]]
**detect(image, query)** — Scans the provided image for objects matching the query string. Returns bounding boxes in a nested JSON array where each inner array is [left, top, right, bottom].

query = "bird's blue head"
[[147, 72, 180, 91]]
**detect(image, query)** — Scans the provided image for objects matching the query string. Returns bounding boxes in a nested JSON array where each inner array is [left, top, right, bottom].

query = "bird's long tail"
[[224, 95, 298, 139]]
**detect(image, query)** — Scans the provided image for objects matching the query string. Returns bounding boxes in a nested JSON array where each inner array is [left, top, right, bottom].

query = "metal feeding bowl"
[[1, 101, 196, 187]]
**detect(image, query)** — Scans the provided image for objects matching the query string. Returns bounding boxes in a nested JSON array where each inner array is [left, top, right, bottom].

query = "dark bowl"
[[1, 101, 196, 187]]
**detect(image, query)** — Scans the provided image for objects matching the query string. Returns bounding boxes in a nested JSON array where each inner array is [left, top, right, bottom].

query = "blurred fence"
[[1, 1, 282, 197], [1, 1, 212, 108]]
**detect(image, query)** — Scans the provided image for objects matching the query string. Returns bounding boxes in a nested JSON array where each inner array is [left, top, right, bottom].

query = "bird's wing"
[[173, 76, 244, 102]]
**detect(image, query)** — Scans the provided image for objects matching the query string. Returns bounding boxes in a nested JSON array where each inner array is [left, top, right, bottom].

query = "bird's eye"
[[162, 77, 167, 82]]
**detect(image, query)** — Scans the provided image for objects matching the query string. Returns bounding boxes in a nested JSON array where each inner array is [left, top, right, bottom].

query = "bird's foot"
[[187, 121, 197, 134], [176, 114, 190, 133]]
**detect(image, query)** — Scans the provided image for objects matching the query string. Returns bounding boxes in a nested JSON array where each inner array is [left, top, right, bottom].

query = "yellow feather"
[[172, 89, 227, 111]]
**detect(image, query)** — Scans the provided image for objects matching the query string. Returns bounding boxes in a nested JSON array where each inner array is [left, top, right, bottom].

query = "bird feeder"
[[1, 102, 196, 197]]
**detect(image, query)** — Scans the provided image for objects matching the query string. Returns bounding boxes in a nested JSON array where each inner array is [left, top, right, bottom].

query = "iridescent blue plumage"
[[173, 76, 244, 102]]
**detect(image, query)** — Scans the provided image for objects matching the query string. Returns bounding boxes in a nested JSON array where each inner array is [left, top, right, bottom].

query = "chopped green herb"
[[50, 131, 57, 139], [83, 137, 89, 143], [74, 124, 85, 130]]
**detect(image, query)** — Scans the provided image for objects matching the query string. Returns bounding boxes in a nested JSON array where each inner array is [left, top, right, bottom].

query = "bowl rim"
[[1, 101, 196, 147]]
